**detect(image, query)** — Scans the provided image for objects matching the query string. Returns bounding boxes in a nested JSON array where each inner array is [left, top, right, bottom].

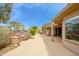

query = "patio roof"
[[52, 3, 79, 24], [43, 22, 51, 28]]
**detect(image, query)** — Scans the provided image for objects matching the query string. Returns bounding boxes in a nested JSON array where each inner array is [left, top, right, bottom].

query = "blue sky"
[[9, 3, 67, 29]]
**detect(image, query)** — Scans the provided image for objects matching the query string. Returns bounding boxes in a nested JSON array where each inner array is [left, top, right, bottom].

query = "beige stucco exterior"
[[42, 3, 79, 55], [42, 23, 51, 36]]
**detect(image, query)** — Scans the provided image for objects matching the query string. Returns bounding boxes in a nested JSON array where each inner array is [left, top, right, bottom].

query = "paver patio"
[[42, 36, 75, 56], [3, 34, 75, 56]]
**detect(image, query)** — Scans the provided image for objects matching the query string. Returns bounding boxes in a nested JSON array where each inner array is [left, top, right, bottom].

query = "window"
[[65, 16, 79, 41]]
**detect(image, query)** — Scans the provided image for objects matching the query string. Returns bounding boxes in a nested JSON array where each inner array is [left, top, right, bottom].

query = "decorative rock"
[[10, 36, 20, 47]]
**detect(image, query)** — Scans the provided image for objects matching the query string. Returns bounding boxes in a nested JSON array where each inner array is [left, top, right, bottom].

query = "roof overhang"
[[52, 3, 79, 24]]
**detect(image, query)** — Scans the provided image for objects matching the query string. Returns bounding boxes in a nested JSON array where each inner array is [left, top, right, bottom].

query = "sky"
[[9, 3, 67, 30]]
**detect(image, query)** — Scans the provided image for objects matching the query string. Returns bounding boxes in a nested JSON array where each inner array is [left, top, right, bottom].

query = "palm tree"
[[0, 3, 13, 25], [10, 21, 18, 31], [10, 21, 25, 31]]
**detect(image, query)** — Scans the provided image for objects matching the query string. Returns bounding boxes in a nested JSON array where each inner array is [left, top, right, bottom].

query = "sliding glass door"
[[65, 16, 79, 41]]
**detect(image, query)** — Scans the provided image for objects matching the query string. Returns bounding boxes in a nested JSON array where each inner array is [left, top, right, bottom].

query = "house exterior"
[[42, 3, 79, 55], [42, 23, 51, 36]]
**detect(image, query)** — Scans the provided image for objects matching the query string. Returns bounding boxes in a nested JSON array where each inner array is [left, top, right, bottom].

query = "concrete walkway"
[[3, 34, 75, 56], [3, 34, 48, 56]]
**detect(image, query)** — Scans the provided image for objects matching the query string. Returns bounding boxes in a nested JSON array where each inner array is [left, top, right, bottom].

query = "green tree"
[[10, 21, 25, 31], [0, 4, 13, 49], [29, 26, 38, 35], [0, 3, 13, 25]]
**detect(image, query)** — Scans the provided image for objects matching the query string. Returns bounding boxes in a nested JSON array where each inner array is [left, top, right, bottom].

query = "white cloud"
[[13, 3, 25, 9], [16, 3, 41, 9], [29, 3, 42, 8], [13, 3, 42, 9], [10, 9, 23, 21], [10, 3, 42, 21]]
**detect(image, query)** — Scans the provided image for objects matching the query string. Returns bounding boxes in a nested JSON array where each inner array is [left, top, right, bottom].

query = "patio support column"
[[57, 27, 59, 36], [62, 18, 66, 40], [42, 30, 44, 36], [44, 29, 46, 36], [51, 23, 54, 41], [46, 26, 48, 36]]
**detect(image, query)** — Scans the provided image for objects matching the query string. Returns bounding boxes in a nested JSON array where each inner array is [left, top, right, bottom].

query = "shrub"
[[0, 26, 10, 50], [30, 29, 36, 35], [29, 26, 38, 36]]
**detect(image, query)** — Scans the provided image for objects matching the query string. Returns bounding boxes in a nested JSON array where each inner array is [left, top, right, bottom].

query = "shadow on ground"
[[0, 45, 17, 56], [42, 36, 75, 56], [42, 36, 54, 56]]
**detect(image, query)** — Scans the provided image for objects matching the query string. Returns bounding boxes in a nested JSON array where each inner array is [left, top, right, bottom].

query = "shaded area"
[[42, 36, 75, 56], [0, 45, 17, 56]]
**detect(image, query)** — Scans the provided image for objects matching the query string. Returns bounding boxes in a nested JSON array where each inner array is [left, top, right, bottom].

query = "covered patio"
[[42, 3, 79, 55]]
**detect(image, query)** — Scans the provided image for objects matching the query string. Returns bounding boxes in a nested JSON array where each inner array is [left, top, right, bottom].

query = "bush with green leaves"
[[0, 26, 10, 50], [29, 26, 38, 36], [30, 29, 36, 35]]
